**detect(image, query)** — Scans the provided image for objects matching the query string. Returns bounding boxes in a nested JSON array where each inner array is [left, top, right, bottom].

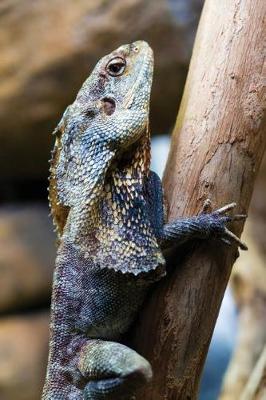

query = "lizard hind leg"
[[79, 340, 152, 399]]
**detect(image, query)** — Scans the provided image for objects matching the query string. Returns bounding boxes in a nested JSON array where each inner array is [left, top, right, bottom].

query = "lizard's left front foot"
[[201, 202, 248, 250]]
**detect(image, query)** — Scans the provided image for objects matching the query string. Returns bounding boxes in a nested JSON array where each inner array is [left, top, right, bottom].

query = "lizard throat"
[[114, 129, 150, 177]]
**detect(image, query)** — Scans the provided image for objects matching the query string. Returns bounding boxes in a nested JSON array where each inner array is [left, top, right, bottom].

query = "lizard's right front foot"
[[79, 340, 152, 400], [200, 201, 248, 250]]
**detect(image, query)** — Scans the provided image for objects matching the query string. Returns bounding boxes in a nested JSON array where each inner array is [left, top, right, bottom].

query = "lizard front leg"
[[162, 202, 247, 249], [146, 171, 247, 250]]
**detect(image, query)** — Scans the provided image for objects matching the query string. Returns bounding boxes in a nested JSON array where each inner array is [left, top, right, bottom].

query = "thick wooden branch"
[[219, 154, 266, 400], [132, 0, 266, 399]]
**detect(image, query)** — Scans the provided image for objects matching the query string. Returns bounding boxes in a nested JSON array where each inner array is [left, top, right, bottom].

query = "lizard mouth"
[[102, 97, 116, 116], [123, 46, 153, 110]]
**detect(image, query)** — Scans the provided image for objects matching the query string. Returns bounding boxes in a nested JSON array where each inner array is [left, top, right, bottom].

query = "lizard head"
[[76, 40, 154, 122], [50, 41, 154, 237]]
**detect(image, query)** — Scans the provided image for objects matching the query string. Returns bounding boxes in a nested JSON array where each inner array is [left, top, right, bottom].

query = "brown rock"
[[0, 204, 55, 312], [0, 312, 49, 400], [0, 0, 203, 180]]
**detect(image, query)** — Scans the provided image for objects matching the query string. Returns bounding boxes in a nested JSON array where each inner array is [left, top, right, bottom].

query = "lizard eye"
[[106, 57, 126, 77]]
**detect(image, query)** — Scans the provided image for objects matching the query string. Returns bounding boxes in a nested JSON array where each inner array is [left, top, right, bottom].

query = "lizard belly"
[[55, 242, 150, 341], [77, 267, 149, 339]]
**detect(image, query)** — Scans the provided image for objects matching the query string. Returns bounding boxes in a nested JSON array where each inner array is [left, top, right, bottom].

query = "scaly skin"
[[43, 41, 247, 400]]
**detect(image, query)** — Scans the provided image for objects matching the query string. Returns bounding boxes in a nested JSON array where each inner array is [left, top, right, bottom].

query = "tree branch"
[[132, 0, 266, 398]]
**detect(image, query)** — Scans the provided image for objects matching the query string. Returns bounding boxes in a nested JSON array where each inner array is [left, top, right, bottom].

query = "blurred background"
[[0, 1, 265, 399]]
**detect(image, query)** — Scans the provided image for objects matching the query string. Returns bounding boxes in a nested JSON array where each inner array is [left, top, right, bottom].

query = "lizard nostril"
[[102, 97, 116, 116]]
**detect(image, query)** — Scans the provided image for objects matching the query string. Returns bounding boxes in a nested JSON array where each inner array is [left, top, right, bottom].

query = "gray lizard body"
[[42, 41, 246, 400]]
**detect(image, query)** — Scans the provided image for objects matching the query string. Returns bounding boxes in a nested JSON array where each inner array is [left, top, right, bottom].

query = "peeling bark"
[[131, 0, 266, 399]]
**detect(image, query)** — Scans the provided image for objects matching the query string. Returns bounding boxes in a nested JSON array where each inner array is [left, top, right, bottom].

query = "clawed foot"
[[201, 200, 248, 250]]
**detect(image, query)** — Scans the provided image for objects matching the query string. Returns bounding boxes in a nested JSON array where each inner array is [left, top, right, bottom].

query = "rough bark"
[[219, 158, 266, 399], [220, 258, 266, 400], [132, 0, 266, 399]]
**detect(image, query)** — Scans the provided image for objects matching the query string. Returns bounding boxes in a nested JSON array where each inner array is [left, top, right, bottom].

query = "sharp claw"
[[231, 214, 247, 221], [215, 202, 237, 215], [221, 237, 232, 245], [224, 227, 248, 250]]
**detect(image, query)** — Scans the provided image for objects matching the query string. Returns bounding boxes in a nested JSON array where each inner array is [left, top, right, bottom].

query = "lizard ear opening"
[[102, 97, 116, 116]]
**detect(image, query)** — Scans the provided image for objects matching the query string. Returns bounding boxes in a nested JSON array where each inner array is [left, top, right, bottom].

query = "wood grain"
[[132, 0, 266, 398]]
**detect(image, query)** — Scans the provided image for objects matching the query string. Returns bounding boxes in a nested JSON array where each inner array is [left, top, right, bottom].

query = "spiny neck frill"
[[92, 134, 164, 275], [73, 132, 151, 237]]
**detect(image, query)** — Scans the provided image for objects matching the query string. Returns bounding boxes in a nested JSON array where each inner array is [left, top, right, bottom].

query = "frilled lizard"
[[42, 41, 247, 400]]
